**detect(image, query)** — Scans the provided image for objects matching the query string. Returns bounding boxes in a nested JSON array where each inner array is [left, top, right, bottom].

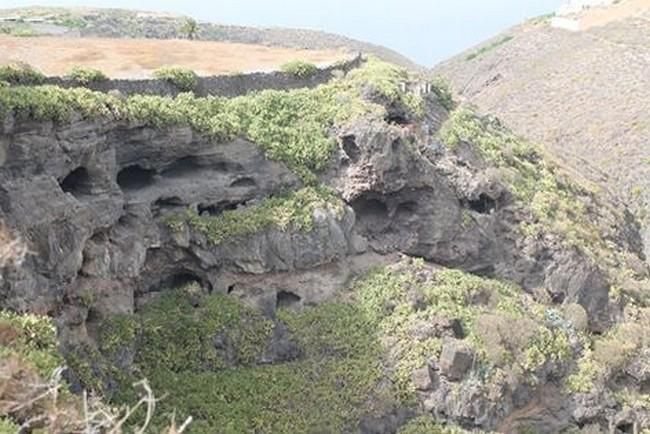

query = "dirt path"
[[0, 35, 346, 78]]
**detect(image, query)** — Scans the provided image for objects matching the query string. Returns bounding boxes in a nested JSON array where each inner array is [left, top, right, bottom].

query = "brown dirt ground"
[[0, 35, 346, 78]]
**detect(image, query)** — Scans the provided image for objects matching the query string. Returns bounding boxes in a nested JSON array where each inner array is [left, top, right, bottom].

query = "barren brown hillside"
[[434, 4, 650, 254], [0, 35, 345, 78]]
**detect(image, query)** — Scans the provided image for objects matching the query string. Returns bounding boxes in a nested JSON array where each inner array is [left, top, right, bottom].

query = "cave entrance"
[[117, 165, 156, 190], [351, 196, 390, 232], [60, 167, 92, 197], [341, 135, 360, 162], [466, 194, 496, 214], [276, 291, 301, 309]]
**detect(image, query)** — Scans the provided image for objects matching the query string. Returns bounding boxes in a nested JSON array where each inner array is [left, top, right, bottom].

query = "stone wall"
[[41, 54, 363, 97]]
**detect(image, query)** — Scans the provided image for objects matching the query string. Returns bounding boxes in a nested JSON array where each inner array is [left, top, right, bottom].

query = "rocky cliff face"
[[1, 59, 648, 433]]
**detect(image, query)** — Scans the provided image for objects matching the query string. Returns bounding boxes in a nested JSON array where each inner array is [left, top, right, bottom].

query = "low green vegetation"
[[0, 63, 45, 85], [566, 307, 649, 393], [95, 286, 385, 433], [354, 260, 573, 399], [67, 66, 108, 85], [346, 56, 425, 117], [0, 310, 62, 378], [430, 75, 456, 111], [53, 14, 88, 28], [153, 66, 199, 91], [166, 186, 344, 244], [86, 259, 576, 432], [280, 59, 319, 78], [179, 17, 198, 40], [0, 24, 36, 37], [465, 35, 514, 61], [0, 58, 421, 181], [439, 108, 608, 259]]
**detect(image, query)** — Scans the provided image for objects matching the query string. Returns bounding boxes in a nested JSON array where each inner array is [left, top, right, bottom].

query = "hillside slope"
[[433, 4, 650, 255], [0, 6, 420, 70]]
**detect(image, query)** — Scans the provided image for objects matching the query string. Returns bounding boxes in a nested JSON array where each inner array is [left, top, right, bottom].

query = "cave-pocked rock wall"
[[0, 78, 648, 432]]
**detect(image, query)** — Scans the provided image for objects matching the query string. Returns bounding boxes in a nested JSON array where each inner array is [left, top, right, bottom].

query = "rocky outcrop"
[[0, 79, 646, 433]]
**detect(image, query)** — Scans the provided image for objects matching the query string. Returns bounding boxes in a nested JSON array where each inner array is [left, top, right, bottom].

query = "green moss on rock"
[[166, 186, 344, 245], [0, 58, 421, 181], [353, 261, 573, 399], [0, 310, 62, 378], [439, 108, 610, 260], [99, 288, 386, 433]]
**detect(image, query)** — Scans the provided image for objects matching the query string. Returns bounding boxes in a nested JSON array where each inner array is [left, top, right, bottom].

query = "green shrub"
[[179, 17, 198, 40], [280, 60, 319, 78], [99, 288, 385, 433], [55, 15, 88, 29], [0, 310, 62, 378], [0, 59, 423, 181], [430, 76, 455, 111], [346, 57, 425, 117], [0, 63, 45, 85], [67, 66, 108, 85], [354, 262, 573, 399], [0, 418, 20, 433], [166, 186, 343, 244], [439, 108, 608, 259], [153, 66, 198, 91]]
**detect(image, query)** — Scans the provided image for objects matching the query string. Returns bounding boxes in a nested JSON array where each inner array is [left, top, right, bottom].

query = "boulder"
[[439, 340, 474, 381]]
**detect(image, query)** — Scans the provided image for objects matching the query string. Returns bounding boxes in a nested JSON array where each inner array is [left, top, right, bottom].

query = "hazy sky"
[[4, 1, 565, 65]]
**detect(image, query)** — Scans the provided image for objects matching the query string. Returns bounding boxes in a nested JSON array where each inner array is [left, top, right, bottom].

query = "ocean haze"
[[2, 0, 565, 65]]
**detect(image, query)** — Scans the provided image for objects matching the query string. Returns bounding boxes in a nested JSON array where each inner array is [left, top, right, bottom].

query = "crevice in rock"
[[276, 291, 301, 309], [152, 196, 185, 216], [616, 422, 634, 434], [385, 105, 410, 126], [465, 193, 496, 214], [60, 167, 92, 197], [117, 165, 156, 190], [341, 135, 360, 163], [161, 156, 246, 178], [230, 177, 257, 188], [198, 201, 241, 216]]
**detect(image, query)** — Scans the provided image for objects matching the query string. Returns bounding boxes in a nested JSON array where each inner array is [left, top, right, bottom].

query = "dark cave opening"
[[352, 197, 389, 220], [198, 201, 240, 216], [341, 135, 360, 162], [117, 165, 156, 190], [616, 422, 634, 434], [276, 291, 301, 309], [60, 167, 92, 196], [351, 196, 390, 231], [466, 194, 496, 214]]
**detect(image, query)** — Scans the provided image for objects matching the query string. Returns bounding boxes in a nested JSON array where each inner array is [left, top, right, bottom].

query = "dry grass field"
[[0, 35, 346, 78]]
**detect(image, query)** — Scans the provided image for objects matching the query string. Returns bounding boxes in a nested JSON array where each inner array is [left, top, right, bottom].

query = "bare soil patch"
[[0, 35, 346, 78]]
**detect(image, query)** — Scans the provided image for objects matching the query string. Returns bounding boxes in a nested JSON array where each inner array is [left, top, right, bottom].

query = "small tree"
[[180, 18, 198, 40]]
